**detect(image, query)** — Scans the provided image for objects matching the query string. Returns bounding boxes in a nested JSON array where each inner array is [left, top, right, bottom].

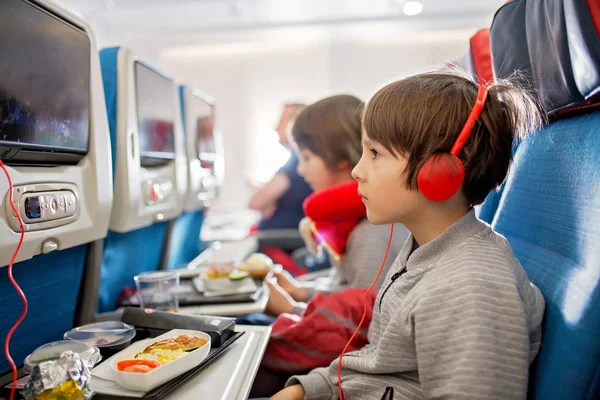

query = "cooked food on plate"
[[143, 334, 208, 352], [116, 334, 208, 373], [117, 359, 161, 373], [239, 253, 273, 278], [204, 265, 250, 282], [244, 253, 273, 269], [204, 264, 235, 279]]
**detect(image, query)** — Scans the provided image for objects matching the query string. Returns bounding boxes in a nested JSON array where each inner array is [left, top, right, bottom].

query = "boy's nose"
[[351, 157, 365, 182], [297, 162, 305, 177]]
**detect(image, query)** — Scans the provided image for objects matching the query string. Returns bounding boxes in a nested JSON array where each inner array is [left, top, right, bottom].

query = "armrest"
[[296, 268, 331, 281], [94, 308, 125, 322], [188, 237, 259, 268], [257, 229, 305, 252]]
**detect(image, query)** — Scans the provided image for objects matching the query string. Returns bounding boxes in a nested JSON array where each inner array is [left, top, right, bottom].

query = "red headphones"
[[417, 84, 488, 202]]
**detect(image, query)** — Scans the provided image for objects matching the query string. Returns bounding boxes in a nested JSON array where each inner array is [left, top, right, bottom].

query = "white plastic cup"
[[134, 270, 180, 312]]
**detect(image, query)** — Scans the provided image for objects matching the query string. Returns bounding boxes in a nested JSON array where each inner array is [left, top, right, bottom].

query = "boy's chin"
[[366, 210, 394, 225]]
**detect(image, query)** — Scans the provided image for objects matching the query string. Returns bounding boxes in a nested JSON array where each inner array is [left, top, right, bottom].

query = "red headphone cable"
[[0, 160, 28, 400], [338, 224, 394, 400]]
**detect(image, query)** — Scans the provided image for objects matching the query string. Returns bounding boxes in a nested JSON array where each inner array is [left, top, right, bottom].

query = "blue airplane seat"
[[490, 1, 600, 398], [96, 47, 175, 312], [165, 210, 206, 269]]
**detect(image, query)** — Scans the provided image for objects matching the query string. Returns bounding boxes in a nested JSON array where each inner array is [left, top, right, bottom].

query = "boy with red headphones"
[[271, 71, 546, 399]]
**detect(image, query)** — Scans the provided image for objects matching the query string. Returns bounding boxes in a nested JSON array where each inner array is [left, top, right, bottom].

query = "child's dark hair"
[[292, 94, 364, 169], [363, 70, 545, 205]]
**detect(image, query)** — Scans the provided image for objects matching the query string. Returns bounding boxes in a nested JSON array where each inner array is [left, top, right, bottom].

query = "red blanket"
[[261, 287, 377, 373]]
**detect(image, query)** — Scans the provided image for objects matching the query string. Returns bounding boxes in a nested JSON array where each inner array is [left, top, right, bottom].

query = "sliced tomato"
[[122, 364, 154, 373], [117, 359, 161, 372]]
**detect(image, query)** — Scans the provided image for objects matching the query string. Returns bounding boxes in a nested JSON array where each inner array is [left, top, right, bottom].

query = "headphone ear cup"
[[417, 153, 465, 202]]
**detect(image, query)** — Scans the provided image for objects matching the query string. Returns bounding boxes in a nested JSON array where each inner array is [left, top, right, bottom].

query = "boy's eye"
[[370, 148, 381, 159], [299, 152, 310, 162]]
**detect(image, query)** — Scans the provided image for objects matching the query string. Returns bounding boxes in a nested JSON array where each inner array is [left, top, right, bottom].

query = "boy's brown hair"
[[363, 70, 544, 205], [292, 94, 364, 169]]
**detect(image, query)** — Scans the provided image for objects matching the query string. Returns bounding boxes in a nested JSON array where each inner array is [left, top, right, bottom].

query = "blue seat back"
[[165, 210, 206, 269], [96, 47, 171, 312], [475, 188, 502, 224], [477, 144, 519, 224], [97, 224, 168, 312], [164, 86, 206, 270], [0, 6, 111, 375], [100, 47, 119, 171], [0, 246, 87, 374], [489, 0, 600, 397], [492, 111, 600, 399]]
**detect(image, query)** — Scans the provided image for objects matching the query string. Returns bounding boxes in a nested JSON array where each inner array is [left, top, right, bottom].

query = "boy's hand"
[[274, 270, 308, 302], [265, 280, 297, 316], [270, 384, 305, 400], [299, 217, 319, 255]]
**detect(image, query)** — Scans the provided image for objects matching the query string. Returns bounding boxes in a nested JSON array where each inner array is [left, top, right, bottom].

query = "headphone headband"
[[450, 84, 489, 157]]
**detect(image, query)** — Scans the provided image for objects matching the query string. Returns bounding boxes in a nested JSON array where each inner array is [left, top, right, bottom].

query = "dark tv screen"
[[191, 94, 216, 168], [0, 0, 91, 165], [135, 61, 176, 167]]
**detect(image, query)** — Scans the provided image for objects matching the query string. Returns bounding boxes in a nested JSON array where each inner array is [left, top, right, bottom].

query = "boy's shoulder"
[[418, 226, 528, 296], [442, 224, 520, 271], [410, 225, 544, 332]]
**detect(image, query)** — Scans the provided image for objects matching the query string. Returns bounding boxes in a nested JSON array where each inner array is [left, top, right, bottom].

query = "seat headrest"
[[491, 0, 600, 114], [470, 29, 493, 85], [527, 0, 600, 114], [490, 0, 533, 87], [455, 29, 493, 85]]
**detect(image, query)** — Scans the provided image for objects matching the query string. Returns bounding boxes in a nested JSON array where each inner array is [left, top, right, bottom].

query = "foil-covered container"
[[22, 351, 92, 400]]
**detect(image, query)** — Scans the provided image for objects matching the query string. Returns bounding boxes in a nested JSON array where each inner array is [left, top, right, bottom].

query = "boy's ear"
[[337, 160, 351, 172]]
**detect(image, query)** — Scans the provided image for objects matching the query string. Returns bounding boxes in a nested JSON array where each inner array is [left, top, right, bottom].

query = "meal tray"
[[93, 330, 245, 399]]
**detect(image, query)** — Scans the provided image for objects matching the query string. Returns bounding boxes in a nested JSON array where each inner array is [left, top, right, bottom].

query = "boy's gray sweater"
[[288, 210, 545, 399]]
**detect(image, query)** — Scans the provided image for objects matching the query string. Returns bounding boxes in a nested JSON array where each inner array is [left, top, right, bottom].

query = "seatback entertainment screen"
[[135, 61, 176, 167], [0, 0, 91, 165], [191, 94, 216, 168]]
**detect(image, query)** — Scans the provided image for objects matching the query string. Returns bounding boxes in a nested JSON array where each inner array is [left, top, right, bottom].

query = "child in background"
[[271, 71, 546, 399], [265, 94, 409, 317], [249, 103, 312, 231], [247, 103, 323, 277]]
